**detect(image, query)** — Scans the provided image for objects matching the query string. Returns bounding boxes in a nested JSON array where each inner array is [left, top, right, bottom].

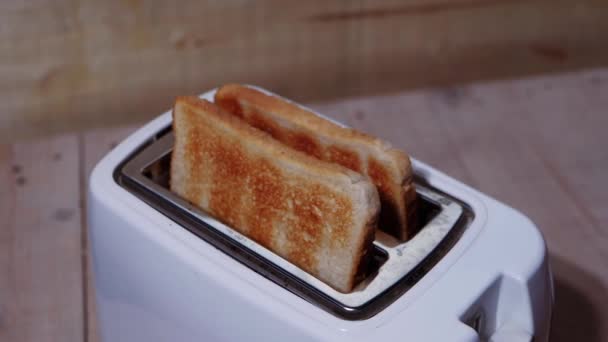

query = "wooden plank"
[[523, 71, 608, 235], [81, 126, 138, 342], [2, 0, 608, 141], [0, 135, 83, 342], [423, 71, 608, 265]]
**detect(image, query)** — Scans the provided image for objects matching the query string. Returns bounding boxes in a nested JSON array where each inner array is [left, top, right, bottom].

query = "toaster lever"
[[461, 274, 537, 342]]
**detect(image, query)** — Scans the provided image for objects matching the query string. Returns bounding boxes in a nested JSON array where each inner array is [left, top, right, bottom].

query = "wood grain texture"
[[2, 0, 608, 141], [0, 135, 83, 342]]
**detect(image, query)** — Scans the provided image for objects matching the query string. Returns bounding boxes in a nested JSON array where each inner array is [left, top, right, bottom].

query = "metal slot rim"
[[116, 129, 471, 318]]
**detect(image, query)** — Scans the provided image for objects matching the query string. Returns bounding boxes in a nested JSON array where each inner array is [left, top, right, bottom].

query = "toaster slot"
[[142, 152, 170, 187], [115, 128, 473, 320]]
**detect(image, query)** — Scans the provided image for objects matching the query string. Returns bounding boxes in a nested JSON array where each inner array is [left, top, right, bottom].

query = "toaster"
[[88, 88, 554, 342]]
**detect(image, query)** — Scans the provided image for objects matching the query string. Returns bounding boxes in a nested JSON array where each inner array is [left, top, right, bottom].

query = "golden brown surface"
[[170, 97, 379, 292], [215, 84, 416, 240], [368, 156, 405, 236]]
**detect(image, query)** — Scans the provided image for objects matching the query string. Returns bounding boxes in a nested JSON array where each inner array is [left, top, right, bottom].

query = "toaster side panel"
[[88, 186, 322, 342]]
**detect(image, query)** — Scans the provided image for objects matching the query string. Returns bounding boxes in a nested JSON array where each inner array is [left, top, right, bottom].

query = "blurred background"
[[2, 0, 608, 141], [1, 1, 608, 341]]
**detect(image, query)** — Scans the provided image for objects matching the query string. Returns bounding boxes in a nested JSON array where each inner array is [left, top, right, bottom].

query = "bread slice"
[[215, 85, 416, 241], [170, 96, 380, 292]]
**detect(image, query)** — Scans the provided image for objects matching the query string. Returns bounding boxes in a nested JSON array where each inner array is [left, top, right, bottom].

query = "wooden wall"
[[2, 0, 608, 141]]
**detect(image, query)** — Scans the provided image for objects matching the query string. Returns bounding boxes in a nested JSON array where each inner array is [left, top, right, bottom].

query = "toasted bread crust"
[[351, 209, 378, 287], [170, 97, 380, 292], [215, 85, 416, 240]]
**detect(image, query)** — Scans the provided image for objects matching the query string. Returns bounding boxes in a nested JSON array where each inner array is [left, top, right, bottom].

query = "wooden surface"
[[2, 0, 608, 141], [1, 68, 607, 341], [0, 136, 84, 341]]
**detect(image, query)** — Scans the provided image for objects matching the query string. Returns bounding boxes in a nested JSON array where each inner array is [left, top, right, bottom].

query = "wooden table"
[[1, 68, 607, 342]]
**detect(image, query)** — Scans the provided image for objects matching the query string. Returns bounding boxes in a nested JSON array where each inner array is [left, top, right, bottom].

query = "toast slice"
[[170, 97, 380, 292], [215, 85, 416, 241]]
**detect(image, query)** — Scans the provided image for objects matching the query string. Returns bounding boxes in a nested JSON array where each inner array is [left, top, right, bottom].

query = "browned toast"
[[170, 97, 380, 292], [215, 85, 416, 240]]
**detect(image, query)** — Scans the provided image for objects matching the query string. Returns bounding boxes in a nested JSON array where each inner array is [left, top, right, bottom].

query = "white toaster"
[[88, 88, 553, 342]]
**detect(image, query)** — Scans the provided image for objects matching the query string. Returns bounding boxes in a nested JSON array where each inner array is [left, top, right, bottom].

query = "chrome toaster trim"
[[114, 127, 473, 320]]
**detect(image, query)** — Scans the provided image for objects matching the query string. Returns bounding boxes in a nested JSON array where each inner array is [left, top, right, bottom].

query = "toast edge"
[[215, 85, 417, 241], [170, 96, 381, 293]]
